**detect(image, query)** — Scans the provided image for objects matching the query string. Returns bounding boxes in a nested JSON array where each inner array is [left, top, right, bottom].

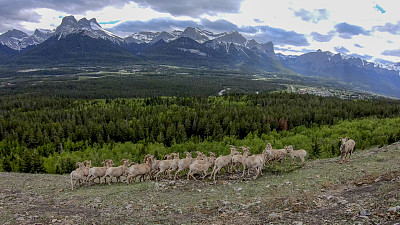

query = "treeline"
[[1, 93, 400, 173], [2, 117, 400, 174]]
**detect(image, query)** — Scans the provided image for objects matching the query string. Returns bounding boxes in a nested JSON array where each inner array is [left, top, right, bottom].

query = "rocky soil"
[[1, 143, 400, 224]]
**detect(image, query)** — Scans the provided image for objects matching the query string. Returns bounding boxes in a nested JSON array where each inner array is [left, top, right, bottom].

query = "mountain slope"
[[9, 32, 139, 65], [0, 29, 29, 50], [279, 51, 400, 97], [0, 44, 18, 61]]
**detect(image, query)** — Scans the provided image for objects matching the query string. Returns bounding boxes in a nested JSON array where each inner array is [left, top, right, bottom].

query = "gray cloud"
[[334, 22, 370, 39], [375, 58, 394, 64], [200, 19, 240, 32], [374, 21, 400, 35], [382, 49, 400, 57], [253, 19, 264, 23], [0, 0, 130, 33], [110, 18, 310, 46], [132, 0, 243, 17], [349, 53, 373, 60], [354, 43, 363, 48], [294, 8, 329, 23], [251, 26, 309, 46], [334, 46, 349, 54], [109, 18, 198, 34], [310, 31, 335, 42]]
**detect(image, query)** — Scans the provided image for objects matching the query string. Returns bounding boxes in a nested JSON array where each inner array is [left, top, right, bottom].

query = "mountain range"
[[1, 15, 400, 97]]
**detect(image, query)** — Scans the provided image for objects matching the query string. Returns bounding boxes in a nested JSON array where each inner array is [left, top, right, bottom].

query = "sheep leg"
[[213, 167, 221, 181], [201, 171, 208, 179], [174, 169, 181, 181], [71, 179, 75, 190], [242, 164, 247, 178], [254, 168, 259, 180]]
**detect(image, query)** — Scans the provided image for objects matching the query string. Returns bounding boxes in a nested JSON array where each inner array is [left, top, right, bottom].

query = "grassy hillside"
[[1, 143, 399, 224]]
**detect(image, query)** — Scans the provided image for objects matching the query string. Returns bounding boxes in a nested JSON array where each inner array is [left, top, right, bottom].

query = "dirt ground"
[[1, 143, 400, 224]]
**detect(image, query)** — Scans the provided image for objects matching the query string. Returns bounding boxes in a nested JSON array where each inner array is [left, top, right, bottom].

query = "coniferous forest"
[[1, 92, 400, 174]]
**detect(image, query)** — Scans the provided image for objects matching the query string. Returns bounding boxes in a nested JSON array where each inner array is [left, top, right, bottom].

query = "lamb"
[[86, 159, 113, 185], [286, 145, 307, 164], [70, 162, 86, 190], [210, 146, 239, 181], [126, 155, 153, 183], [339, 137, 356, 163], [155, 154, 174, 181], [103, 159, 130, 185], [174, 152, 195, 181], [187, 156, 214, 180]]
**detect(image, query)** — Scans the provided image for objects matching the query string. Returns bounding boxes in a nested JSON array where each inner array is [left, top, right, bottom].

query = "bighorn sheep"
[[174, 152, 195, 180], [155, 154, 173, 181], [103, 159, 130, 185], [167, 153, 180, 179], [70, 162, 86, 190], [232, 148, 246, 172], [146, 154, 160, 180], [86, 159, 113, 185], [187, 156, 215, 180], [241, 147, 265, 180], [286, 145, 307, 164], [264, 144, 288, 164], [339, 137, 356, 163], [82, 160, 92, 177], [210, 146, 239, 181], [126, 155, 153, 183]]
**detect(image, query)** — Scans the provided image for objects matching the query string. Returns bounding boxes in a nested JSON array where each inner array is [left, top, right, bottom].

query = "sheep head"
[[76, 162, 85, 169], [265, 143, 273, 151], [339, 137, 348, 145], [286, 145, 293, 153], [185, 152, 192, 158]]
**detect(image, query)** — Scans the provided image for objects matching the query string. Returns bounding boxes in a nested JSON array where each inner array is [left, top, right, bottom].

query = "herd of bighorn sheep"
[[70, 138, 355, 190]]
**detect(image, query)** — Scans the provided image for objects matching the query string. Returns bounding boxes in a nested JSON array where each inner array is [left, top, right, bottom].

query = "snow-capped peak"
[[0, 29, 29, 50], [55, 15, 124, 44]]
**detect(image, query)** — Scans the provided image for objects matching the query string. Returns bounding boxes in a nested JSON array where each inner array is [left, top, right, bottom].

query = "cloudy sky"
[[1, 0, 399, 63]]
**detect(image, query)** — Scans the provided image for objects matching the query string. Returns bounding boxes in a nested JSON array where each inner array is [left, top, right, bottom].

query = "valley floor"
[[1, 143, 400, 224]]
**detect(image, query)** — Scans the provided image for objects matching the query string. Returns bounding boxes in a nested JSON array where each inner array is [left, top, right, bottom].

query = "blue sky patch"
[[99, 20, 121, 25], [373, 3, 386, 14]]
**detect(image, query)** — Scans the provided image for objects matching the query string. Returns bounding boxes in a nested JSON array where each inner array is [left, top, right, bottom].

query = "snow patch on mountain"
[[178, 48, 207, 56]]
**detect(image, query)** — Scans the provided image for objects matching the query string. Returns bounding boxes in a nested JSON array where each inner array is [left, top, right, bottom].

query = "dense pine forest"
[[1, 93, 400, 174]]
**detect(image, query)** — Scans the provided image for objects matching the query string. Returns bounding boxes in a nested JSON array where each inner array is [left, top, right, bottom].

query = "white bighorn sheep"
[[155, 154, 174, 181], [210, 145, 239, 181], [264, 144, 287, 164], [286, 145, 307, 164], [103, 159, 130, 185], [167, 153, 180, 179], [126, 155, 153, 183], [174, 152, 195, 181], [82, 160, 92, 178], [187, 156, 215, 180], [86, 159, 113, 185], [339, 137, 356, 163], [145, 154, 159, 180], [232, 147, 246, 172], [241, 147, 265, 180], [70, 162, 86, 190]]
